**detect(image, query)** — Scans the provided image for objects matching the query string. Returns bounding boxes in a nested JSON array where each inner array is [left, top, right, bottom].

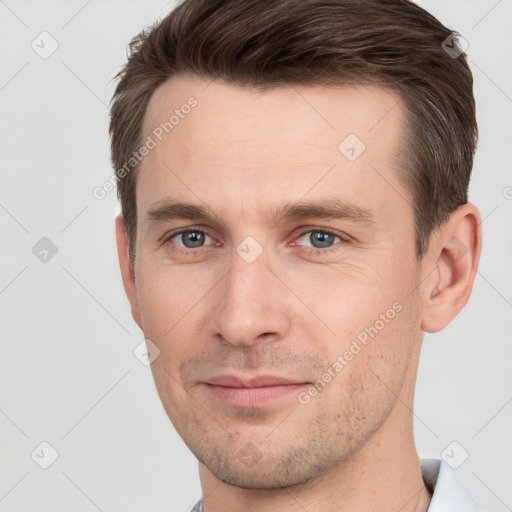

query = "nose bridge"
[[211, 242, 289, 347]]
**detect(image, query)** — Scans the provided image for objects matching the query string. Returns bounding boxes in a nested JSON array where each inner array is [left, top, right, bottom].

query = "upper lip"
[[204, 375, 307, 388]]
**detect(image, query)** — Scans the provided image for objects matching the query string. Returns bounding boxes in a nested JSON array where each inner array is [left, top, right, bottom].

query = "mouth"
[[202, 374, 310, 407]]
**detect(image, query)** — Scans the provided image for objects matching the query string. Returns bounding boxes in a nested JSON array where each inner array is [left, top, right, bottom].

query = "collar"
[[421, 458, 483, 511], [190, 458, 483, 511]]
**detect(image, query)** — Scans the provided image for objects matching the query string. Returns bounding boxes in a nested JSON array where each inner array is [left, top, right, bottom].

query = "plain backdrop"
[[1, 1, 511, 511]]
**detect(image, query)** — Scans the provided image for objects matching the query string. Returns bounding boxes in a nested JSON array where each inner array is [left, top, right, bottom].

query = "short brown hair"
[[109, 0, 477, 265]]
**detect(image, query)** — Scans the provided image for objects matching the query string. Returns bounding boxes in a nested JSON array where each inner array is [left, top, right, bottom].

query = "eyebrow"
[[145, 197, 376, 227]]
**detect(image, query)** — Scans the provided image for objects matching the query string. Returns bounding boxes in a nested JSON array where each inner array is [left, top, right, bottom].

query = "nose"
[[209, 245, 291, 348]]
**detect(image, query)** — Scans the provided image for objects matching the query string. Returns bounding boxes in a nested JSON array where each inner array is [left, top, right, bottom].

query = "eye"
[[164, 229, 215, 251], [295, 229, 345, 253], [162, 227, 347, 256]]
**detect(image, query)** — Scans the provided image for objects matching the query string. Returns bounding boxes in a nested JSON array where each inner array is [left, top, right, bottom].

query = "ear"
[[115, 213, 142, 330], [421, 202, 482, 333]]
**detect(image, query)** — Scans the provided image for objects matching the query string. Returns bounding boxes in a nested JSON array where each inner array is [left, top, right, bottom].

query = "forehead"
[[138, 74, 409, 227], [142, 74, 405, 151]]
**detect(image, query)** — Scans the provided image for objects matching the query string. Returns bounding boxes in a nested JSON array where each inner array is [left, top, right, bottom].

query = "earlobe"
[[421, 203, 482, 333], [115, 214, 142, 329]]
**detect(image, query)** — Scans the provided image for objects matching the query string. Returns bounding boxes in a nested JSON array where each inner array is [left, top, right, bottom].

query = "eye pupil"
[[182, 231, 205, 248], [311, 231, 335, 248]]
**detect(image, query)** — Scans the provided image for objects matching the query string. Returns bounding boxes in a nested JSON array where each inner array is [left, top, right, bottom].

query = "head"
[[111, 0, 482, 490]]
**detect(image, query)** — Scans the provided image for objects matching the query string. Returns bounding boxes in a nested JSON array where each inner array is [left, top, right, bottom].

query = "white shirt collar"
[[421, 458, 483, 511]]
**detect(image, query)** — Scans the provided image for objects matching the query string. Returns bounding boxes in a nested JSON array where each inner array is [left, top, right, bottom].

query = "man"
[[110, 1, 484, 510]]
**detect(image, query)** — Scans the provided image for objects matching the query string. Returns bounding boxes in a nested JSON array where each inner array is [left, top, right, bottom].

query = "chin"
[[208, 465, 314, 490], [195, 445, 333, 490]]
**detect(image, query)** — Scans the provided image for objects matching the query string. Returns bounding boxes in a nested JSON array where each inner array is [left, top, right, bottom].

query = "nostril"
[[257, 332, 277, 342]]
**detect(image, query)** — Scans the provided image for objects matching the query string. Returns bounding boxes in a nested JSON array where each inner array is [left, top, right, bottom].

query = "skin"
[[115, 74, 482, 512]]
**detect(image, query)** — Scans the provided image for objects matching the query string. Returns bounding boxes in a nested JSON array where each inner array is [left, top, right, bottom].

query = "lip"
[[205, 374, 306, 388], [202, 374, 309, 407]]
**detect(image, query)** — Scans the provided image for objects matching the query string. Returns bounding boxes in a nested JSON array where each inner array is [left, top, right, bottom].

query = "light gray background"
[[1, 1, 511, 511]]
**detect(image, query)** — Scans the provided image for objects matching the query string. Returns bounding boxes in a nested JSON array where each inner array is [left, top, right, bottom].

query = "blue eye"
[[162, 227, 346, 256], [168, 230, 214, 249], [298, 230, 341, 250]]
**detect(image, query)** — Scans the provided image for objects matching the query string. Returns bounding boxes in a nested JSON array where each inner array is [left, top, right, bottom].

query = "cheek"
[[134, 263, 211, 340], [300, 263, 421, 397], [350, 294, 420, 384], [317, 298, 420, 426], [292, 259, 415, 345]]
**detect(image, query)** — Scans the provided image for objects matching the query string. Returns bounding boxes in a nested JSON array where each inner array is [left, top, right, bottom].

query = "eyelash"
[[161, 227, 348, 256]]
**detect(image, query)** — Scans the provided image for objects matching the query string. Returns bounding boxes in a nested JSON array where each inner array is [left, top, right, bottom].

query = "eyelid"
[[160, 224, 210, 240], [293, 227, 346, 242]]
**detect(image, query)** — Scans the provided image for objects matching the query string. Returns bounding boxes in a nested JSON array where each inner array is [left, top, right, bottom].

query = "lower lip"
[[204, 383, 308, 406]]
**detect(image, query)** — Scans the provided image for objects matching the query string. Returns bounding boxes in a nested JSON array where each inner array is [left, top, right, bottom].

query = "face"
[[127, 74, 425, 488]]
